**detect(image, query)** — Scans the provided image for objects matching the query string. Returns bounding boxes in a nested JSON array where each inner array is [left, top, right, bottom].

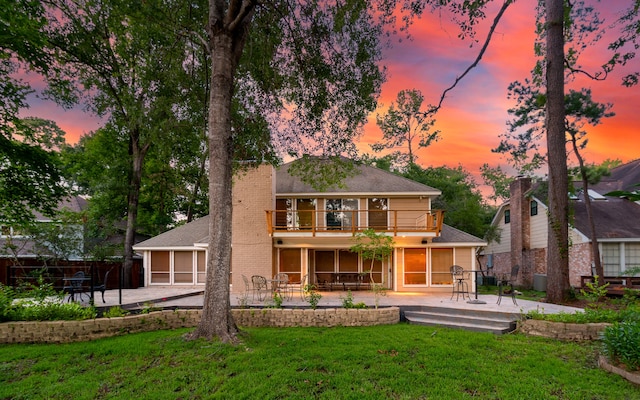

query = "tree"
[[189, 0, 437, 342], [404, 163, 495, 239], [480, 163, 513, 205], [372, 89, 439, 170], [349, 228, 393, 309], [41, 0, 208, 286], [1, 0, 70, 224]]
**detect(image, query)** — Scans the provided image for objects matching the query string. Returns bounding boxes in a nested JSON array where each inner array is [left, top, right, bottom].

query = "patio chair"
[[63, 271, 87, 302], [273, 273, 293, 300], [251, 275, 269, 301], [450, 265, 470, 301], [497, 264, 519, 305], [93, 268, 113, 303]]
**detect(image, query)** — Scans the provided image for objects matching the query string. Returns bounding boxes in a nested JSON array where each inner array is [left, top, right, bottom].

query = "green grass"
[[1, 324, 638, 399]]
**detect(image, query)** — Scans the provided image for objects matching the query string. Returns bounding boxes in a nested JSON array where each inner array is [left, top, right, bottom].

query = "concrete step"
[[402, 306, 519, 335]]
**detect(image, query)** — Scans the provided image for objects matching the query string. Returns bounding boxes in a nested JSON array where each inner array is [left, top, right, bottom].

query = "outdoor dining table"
[[62, 275, 91, 302]]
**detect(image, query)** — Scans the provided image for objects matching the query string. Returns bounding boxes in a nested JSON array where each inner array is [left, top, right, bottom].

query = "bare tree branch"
[[430, 0, 513, 115]]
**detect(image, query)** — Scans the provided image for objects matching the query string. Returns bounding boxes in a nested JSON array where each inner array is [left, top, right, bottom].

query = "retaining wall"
[[518, 319, 610, 341], [0, 307, 400, 344]]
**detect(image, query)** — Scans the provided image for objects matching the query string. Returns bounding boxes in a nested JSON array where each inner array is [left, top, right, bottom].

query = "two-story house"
[[480, 159, 640, 290], [133, 159, 486, 293]]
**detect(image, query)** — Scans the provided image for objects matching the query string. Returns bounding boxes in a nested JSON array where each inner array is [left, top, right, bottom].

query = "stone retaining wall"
[[518, 319, 610, 341], [0, 307, 400, 344]]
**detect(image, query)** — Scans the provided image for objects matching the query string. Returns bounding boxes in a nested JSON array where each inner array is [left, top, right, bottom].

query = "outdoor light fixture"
[[277, 240, 283, 245]]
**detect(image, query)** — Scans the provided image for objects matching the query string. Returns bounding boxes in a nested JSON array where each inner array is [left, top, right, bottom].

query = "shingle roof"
[[588, 159, 640, 195], [433, 224, 486, 244], [276, 159, 440, 195], [572, 198, 640, 239], [133, 217, 209, 249]]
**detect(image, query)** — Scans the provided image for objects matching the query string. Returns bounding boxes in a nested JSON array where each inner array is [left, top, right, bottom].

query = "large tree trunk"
[[545, 0, 572, 303], [123, 134, 149, 288], [188, 1, 253, 342]]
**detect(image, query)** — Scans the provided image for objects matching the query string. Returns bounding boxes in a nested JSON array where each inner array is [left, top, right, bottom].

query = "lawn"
[[1, 324, 638, 399]]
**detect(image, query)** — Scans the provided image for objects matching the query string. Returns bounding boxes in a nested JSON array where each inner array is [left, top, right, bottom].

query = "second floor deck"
[[265, 209, 445, 237]]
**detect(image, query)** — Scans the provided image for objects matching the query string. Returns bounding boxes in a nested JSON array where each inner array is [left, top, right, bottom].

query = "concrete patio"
[[87, 286, 583, 316]]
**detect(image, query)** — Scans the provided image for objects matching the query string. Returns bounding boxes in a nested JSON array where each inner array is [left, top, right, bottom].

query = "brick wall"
[[0, 307, 400, 344], [231, 164, 275, 293]]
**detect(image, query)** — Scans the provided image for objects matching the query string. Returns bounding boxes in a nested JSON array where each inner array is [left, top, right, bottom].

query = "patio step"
[[402, 306, 519, 335]]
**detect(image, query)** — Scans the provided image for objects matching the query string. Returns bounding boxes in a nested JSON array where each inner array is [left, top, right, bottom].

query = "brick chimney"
[[510, 176, 531, 275]]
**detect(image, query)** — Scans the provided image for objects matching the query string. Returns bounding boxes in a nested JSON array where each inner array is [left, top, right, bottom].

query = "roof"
[[433, 224, 487, 245], [276, 159, 441, 196], [588, 159, 640, 195], [133, 217, 209, 249], [572, 198, 640, 240]]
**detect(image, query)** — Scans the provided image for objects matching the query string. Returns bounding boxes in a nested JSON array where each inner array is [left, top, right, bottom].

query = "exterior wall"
[[510, 177, 531, 272], [485, 208, 511, 254], [388, 198, 430, 229], [569, 242, 592, 287], [231, 165, 275, 293], [529, 207, 548, 249]]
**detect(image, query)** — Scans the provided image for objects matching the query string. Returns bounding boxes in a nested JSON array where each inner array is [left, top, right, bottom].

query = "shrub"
[[103, 306, 130, 318], [0, 284, 15, 322], [8, 300, 96, 321], [525, 304, 640, 324], [602, 320, 640, 371]]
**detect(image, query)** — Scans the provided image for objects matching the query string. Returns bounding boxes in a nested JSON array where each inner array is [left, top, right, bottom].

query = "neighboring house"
[[480, 159, 640, 289], [133, 159, 487, 293], [0, 196, 88, 261]]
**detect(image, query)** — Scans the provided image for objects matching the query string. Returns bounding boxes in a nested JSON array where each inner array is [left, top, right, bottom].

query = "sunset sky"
[[23, 1, 639, 195]]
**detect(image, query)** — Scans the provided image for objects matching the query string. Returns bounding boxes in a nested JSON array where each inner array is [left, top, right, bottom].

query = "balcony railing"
[[265, 209, 444, 236]]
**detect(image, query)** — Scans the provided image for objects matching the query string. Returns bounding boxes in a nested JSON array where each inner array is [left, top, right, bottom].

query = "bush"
[[602, 320, 640, 371], [526, 304, 640, 324], [0, 282, 96, 322]]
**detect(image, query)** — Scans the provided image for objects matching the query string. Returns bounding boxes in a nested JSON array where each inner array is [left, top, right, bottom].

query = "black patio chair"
[[93, 268, 113, 303], [63, 271, 87, 302], [497, 264, 519, 305], [450, 265, 470, 301]]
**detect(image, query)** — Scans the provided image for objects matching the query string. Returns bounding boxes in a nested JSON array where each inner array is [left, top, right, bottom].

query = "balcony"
[[265, 209, 444, 237]]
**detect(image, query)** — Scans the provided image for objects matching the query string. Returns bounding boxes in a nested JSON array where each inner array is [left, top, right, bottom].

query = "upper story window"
[[326, 198, 358, 229], [368, 198, 388, 229], [530, 200, 538, 216], [504, 209, 511, 224], [275, 198, 316, 229]]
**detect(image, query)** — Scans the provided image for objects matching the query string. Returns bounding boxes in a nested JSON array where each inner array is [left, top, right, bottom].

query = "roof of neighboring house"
[[276, 159, 441, 196], [32, 196, 88, 220], [133, 217, 209, 249], [588, 159, 640, 195], [572, 198, 640, 240]]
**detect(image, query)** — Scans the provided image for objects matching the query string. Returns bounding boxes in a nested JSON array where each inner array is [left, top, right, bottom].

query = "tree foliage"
[[372, 89, 439, 169]]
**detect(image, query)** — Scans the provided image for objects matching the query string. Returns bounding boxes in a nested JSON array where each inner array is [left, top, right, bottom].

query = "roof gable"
[[133, 217, 209, 249]]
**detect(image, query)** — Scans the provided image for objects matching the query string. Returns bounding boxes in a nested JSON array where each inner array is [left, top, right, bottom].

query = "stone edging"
[[518, 319, 610, 341], [0, 307, 400, 344], [598, 356, 640, 385]]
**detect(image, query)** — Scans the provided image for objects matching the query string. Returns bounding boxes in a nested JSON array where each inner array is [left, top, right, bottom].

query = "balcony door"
[[368, 198, 388, 230], [326, 198, 358, 230]]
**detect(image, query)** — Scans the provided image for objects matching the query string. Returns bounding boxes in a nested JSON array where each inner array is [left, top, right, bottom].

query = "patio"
[[90, 286, 583, 315]]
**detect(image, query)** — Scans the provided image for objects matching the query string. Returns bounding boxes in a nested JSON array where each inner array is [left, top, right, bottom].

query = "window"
[[602, 243, 621, 276], [279, 249, 302, 284], [431, 248, 453, 285], [150, 251, 170, 284], [504, 209, 511, 224], [326, 198, 358, 229], [174, 251, 193, 284], [624, 243, 640, 274], [404, 248, 426, 285], [530, 200, 538, 216], [368, 198, 388, 230], [275, 198, 316, 229], [196, 251, 206, 284]]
